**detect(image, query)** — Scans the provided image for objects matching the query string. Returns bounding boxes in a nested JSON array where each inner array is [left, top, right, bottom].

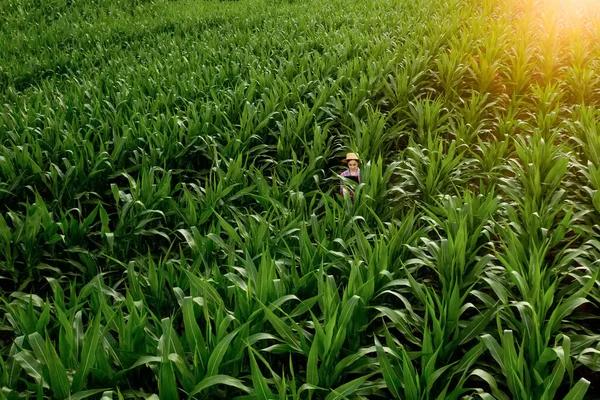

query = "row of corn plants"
[[1, 0, 600, 398]]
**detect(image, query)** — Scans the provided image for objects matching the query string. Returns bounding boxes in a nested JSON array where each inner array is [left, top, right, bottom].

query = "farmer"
[[339, 152, 360, 198]]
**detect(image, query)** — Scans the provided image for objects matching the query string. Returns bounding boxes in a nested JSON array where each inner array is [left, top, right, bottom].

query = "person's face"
[[348, 160, 359, 173]]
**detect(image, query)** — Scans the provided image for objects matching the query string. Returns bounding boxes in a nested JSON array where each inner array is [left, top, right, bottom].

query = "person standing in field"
[[340, 152, 360, 198]]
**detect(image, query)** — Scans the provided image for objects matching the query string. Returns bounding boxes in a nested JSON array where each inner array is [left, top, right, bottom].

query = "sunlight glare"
[[542, 0, 600, 16], [537, 0, 600, 37]]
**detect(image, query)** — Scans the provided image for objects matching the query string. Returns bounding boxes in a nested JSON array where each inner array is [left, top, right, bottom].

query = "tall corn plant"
[[394, 134, 475, 205], [483, 126, 598, 397], [386, 192, 500, 389]]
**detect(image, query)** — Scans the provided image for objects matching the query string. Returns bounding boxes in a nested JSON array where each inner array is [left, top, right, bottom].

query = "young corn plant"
[[394, 134, 475, 206], [478, 330, 592, 399]]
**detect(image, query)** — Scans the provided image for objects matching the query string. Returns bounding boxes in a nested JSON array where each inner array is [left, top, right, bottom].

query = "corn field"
[[1, 0, 600, 398]]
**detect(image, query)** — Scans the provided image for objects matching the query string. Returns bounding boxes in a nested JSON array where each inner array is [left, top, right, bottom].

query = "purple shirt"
[[340, 168, 360, 196]]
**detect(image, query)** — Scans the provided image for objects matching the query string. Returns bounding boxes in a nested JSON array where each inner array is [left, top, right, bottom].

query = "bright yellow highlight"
[[539, 0, 600, 13], [534, 0, 600, 40]]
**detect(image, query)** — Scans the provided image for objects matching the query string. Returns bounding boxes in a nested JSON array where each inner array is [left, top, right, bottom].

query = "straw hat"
[[342, 152, 360, 163]]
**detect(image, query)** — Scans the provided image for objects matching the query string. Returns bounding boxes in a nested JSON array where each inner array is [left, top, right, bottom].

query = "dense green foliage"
[[1, 0, 600, 398]]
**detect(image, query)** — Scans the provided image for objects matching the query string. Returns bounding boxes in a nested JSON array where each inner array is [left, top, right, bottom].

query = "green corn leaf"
[[248, 346, 273, 400], [425, 359, 456, 393], [455, 342, 484, 374], [206, 327, 241, 378], [470, 369, 503, 398], [261, 305, 301, 352], [214, 212, 242, 245], [187, 375, 252, 398], [401, 349, 419, 399], [125, 356, 162, 372], [247, 333, 280, 347], [162, 319, 188, 372], [331, 346, 379, 384], [13, 351, 45, 386], [540, 357, 565, 400], [322, 310, 338, 357], [216, 313, 236, 344], [561, 335, 574, 386], [182, 297, 208, 369], [72, 312, 101, 392], [5, 339, 23, 389], [545, 273, 597, 340], [306, 339, 320, 387], [100, 390, 114, 400], [534, 348, 558, 377], [55, 307, 74, 367], [0, 387, 21, 400], [47, 343, 71, 399], [325, 373, 375, 400], [70, 389, 112, 400], [374, 337, 400, 398], [330, 295, 360, 356], [183, 270, 224, 308], [453, 304, 498, 346], [562, 379, 590, 400], [28, 332, 70, 399], [73, 311, 84, 351], [480, 334, 504, 371], [35, 301, 51, 333], [158, 319, 179, 400], [158, 358, 179, 400], [374, 306, 419, 345], [336, 295, 360, 330], [168, 353, 195, 393]]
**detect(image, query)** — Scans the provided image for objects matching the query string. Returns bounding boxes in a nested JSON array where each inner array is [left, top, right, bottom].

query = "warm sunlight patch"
[[541, 0, 600, 19], [535, 0, 600, 40]]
